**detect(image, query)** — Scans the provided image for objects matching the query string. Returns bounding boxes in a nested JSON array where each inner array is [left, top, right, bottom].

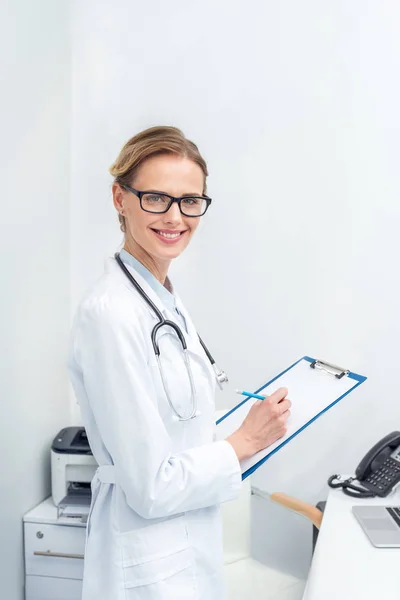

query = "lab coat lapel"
[[107, 257, 170, 321], [108, 256, 215, 392], [108, 257, 209, 370]]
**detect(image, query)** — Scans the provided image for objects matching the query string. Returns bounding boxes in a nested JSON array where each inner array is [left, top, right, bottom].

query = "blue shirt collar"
[[119, 249, 177, 314]]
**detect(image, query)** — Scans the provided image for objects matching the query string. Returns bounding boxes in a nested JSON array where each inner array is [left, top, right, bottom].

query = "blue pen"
[[235, 389, 265, 400]]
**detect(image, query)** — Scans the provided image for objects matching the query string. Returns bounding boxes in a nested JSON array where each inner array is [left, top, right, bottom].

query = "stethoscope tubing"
[[115, 253, 204, 421]]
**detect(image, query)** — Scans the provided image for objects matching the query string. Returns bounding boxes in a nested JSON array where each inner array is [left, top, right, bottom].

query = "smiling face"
[[112, 153, 205, 280]]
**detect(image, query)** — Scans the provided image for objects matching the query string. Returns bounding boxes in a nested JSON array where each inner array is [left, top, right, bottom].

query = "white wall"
[[0, 2, 71, 598], [70, 0, 400, 578]]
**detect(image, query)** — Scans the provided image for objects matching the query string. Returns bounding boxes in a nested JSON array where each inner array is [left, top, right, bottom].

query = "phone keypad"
[[364, 458, 400, 496]]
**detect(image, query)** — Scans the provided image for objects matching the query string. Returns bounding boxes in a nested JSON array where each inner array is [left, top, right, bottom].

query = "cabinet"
[[24, 498, 85, 600], [25, 576, 83, 600]]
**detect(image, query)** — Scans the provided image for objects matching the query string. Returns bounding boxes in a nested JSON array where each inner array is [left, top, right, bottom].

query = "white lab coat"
[[68, 257, 242, 600]]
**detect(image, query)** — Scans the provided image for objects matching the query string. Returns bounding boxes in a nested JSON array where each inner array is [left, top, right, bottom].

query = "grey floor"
[[224, 558, 305, 600]]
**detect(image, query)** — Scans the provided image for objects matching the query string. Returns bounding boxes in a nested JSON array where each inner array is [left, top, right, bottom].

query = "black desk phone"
[[328, 431, 400, 498]]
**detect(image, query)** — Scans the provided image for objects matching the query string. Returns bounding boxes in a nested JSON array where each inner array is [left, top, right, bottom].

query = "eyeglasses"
[[121, 184, 212, 217]]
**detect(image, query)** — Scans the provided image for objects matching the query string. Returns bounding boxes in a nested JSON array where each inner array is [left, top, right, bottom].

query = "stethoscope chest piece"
[[213, 365, 228, 389]]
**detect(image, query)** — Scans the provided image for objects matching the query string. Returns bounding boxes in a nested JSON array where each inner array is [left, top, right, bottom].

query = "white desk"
[[303, 486, 400, 600]]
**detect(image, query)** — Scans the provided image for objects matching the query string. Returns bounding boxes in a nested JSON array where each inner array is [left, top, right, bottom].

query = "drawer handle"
[[34, 551, 84, 560]]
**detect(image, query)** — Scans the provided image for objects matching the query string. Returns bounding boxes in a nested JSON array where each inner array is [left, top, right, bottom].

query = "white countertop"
[[24, 497, 86, 528], [303, 486, 400, 600]]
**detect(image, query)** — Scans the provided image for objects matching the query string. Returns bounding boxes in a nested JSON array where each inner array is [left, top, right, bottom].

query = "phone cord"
[[327, 474, 376, 498]]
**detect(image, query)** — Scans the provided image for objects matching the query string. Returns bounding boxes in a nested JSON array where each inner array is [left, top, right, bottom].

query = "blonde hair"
[[109, 126, 208, 232]]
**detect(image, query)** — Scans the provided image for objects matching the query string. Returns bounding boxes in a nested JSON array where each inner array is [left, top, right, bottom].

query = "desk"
[[303, 486, 400, 600]]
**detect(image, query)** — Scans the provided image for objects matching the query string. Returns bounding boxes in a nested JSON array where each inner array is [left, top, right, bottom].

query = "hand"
[[226, 387, 291, 462]]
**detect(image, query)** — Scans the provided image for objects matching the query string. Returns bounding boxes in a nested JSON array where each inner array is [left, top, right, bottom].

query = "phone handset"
[[356, 431, 400, 481]]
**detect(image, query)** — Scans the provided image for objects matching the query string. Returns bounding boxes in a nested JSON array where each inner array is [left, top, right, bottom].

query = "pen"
[[235, 389, 265, 400]]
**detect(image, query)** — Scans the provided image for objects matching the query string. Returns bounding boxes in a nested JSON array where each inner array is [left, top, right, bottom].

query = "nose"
[[163, 200, 182, 224]]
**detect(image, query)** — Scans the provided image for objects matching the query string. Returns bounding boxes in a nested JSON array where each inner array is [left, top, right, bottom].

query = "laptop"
[[352, 505, 400, 547]]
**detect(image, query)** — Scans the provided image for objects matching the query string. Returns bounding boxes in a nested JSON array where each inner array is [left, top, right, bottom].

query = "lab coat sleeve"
[[72, 297, 242, 520]]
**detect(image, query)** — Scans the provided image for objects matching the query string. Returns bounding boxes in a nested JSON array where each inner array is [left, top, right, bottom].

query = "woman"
[[68, 126, 291, 600]]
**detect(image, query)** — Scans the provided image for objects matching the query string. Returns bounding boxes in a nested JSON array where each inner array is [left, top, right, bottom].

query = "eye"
[[145, 194, 166, 204], [182, 197, 201, 206]]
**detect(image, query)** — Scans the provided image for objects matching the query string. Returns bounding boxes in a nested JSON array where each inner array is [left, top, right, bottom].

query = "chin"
[[146, 235, 192, 261], [154, 246, 186, 261]]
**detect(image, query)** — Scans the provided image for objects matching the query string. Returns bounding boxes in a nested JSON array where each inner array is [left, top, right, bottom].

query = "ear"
[[112, 183, 124, 214]]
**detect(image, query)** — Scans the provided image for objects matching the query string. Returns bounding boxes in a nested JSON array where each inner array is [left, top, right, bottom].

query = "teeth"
[[156, 230, 181, 239]]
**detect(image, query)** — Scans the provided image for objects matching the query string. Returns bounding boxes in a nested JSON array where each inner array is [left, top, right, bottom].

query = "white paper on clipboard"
[[216, 356, 367, 478]]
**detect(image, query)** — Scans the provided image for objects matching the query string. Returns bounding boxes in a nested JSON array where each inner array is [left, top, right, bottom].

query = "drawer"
[[25, 522, 86, 579], [26, 574, 83, 600]]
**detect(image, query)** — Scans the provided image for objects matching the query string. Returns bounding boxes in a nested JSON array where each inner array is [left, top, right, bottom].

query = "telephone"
[[328, 431, 400, 498]]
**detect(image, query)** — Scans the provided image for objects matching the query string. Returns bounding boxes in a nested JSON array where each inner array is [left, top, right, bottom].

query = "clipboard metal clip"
[[310, 359, 349, 380]]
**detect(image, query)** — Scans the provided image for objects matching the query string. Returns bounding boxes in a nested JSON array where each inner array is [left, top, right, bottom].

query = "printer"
[[51, 427, 98, 511]]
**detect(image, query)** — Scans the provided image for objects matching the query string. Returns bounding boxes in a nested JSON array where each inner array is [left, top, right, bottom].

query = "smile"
[[151, 229, 188, 243]]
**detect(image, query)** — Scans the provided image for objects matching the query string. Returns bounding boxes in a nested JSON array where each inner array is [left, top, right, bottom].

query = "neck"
[[123, 239, 170, 285]]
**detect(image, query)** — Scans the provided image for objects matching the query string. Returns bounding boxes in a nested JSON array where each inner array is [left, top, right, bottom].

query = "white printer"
[[51, 427, 97, 513]]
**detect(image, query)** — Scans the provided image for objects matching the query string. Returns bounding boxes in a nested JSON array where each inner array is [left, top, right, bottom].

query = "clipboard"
[[216, 356, 367, 480]]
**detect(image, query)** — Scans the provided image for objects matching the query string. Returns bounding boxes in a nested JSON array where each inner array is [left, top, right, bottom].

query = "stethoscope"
[[115, 253, 228, 421]]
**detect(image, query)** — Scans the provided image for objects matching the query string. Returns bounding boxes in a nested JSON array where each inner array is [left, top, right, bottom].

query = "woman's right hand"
[[226, 387, 291, 462]]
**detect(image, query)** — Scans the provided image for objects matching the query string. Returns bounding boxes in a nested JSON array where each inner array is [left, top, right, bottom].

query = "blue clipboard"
[[216, 356, 367, 480]]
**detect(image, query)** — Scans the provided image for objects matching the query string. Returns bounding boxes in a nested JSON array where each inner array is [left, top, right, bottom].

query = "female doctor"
[[68, 126, 291, 600]]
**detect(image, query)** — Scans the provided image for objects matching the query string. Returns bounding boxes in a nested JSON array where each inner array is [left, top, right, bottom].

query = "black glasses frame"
[[120, 184, 212, 217]]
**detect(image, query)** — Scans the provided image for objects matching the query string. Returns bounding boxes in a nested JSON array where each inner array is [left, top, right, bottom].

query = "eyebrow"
[[145, 189, 203, 197]]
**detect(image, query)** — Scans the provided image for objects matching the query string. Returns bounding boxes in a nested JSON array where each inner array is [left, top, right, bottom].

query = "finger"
[[280, 409, 291, 422], [268, 387, 288, 404], [275, 411, 290, 432], [270, 422, 288, 442], [277, 399, 291, 414]]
